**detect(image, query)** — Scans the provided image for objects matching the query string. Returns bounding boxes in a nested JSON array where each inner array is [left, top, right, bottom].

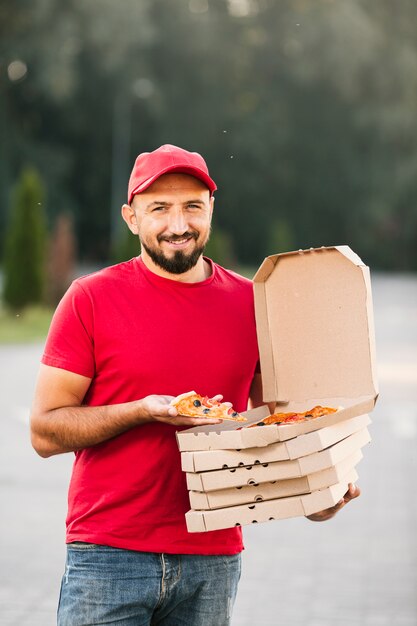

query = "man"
[[30, 144, 359, 626]]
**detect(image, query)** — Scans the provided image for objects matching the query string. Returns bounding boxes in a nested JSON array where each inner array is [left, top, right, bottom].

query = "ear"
[[209, 196, 214, 222], [121, 204, 139, 235]]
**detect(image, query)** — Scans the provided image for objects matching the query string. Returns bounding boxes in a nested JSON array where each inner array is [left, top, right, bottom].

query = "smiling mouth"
[[160, 234, 197, 246], [166, 237, 192, 245]]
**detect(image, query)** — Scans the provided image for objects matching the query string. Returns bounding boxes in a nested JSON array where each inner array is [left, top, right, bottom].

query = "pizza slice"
[[247, 405, 338, 428], [171, 391, 247, 422]]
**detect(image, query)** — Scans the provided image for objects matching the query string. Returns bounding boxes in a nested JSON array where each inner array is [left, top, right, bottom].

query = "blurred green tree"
[[3, 168, 47, 309], [2, 0, 417, 270]]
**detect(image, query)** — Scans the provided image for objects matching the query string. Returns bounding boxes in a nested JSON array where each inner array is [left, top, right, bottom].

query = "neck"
[[140, 251, 211, 283]]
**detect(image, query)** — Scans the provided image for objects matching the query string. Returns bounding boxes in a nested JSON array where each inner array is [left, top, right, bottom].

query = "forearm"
[[31, 399, 150, 458]]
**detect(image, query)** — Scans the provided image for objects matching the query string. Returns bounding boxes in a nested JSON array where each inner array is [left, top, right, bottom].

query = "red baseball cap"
[[127, 144, 217, 204]]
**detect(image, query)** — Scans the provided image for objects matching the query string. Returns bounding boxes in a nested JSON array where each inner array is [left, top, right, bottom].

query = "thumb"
[[344, 483, 361, 502]]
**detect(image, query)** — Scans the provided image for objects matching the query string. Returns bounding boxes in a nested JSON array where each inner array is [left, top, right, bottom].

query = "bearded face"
[[127, 173, 213, 276]]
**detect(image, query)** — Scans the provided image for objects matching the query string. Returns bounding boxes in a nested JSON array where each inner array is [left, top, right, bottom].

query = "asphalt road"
[[0, 273, 416, 626]]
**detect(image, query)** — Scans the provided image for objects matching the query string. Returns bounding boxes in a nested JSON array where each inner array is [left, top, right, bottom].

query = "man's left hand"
[[306, 483, 361, 522]]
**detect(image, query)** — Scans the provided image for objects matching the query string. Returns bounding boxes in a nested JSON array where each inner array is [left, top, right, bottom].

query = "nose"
[[167, 208, 188, 235]]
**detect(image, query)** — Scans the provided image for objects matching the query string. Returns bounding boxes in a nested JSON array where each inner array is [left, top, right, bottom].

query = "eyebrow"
[[145, 199, 206, 209], [146, 201, 170, 208]]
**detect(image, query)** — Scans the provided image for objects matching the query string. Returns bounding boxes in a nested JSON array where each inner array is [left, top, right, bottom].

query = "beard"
[[140, 231, 207, 275]]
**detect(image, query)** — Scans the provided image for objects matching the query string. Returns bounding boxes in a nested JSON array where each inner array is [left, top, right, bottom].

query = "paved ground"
[[0, 273, 416, 625]]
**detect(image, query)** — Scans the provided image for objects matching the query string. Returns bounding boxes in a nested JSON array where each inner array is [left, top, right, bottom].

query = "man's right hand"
[[140, 394, 222, 427]]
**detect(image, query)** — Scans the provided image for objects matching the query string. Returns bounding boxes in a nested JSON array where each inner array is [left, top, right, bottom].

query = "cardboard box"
[[185, 469, 358, 532], [189, 448, 363, 510], [186, 427, 370, 492], [177, 246, 378, 453], [181, 414, 371, 472]]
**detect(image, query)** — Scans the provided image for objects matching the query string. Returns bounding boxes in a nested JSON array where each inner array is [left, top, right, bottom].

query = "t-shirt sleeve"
[[41, 281, 95, 378]]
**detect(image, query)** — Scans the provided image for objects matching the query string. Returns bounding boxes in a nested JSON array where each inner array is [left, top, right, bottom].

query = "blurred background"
[[0, 1, 416, 625], [2, 0, 417, 297]]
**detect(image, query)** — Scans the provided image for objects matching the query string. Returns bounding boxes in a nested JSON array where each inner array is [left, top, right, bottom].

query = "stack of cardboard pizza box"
[[176, 246, 378, 532]]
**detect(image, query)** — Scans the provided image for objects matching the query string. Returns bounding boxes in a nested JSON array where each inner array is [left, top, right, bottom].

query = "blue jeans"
[[57, 543, 241, 626]]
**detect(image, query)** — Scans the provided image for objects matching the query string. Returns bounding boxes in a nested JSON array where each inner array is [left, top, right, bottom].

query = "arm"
[[30, 364, 221, 458]]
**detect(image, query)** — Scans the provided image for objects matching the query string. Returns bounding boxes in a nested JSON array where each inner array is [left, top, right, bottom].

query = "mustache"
[[158, 231, 199, 243]]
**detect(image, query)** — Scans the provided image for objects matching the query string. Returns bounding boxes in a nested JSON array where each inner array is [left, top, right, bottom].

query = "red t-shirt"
[[42, 256, 259, 554]]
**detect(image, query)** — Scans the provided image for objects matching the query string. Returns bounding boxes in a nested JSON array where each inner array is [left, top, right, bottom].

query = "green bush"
[[3, 168, 47, 310]]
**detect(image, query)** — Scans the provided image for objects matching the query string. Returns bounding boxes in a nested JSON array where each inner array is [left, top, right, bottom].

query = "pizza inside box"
[[176, 246, 378, 531]]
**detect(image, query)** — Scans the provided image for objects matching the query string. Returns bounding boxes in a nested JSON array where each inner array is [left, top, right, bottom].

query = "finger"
[[175, 417, 223, 426], [317, 486, 359, 516], [210, 394, 224, 403], [327, 499, 346, 515], [350, 483, 361, 498], [152, 405, 177, 418], [343, 483, 361, 503], [307, 484, 360, 522], [307, 501, 343, 521], [307, 510, 334, 522]]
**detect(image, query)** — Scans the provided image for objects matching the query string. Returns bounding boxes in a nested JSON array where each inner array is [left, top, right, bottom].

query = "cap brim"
[[129, 165, 217, 204]]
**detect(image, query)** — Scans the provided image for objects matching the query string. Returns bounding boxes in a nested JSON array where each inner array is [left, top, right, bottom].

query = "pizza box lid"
[[253, 245, 378, 405], [189, 448, 363, 510], [181, 414, 371, 471], [185, 427, 370, 492], [185, 468, 358, 532], [176, 246, 378, 452]]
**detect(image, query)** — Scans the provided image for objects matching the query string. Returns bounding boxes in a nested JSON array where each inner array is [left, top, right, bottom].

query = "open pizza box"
[[185, 426, 370, 492], [189, 448, 363, 510], [181, 414, 371, 472], [186, 468, 358, 532], [176, 246, 378, 453]]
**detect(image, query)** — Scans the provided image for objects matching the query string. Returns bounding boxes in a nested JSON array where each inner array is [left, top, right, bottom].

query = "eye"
[[187, 203, 202, 210], [152, 206, 165, 212]]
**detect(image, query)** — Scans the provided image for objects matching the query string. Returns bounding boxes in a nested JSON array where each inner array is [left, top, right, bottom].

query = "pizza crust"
[[171, 391, 247, 422]]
